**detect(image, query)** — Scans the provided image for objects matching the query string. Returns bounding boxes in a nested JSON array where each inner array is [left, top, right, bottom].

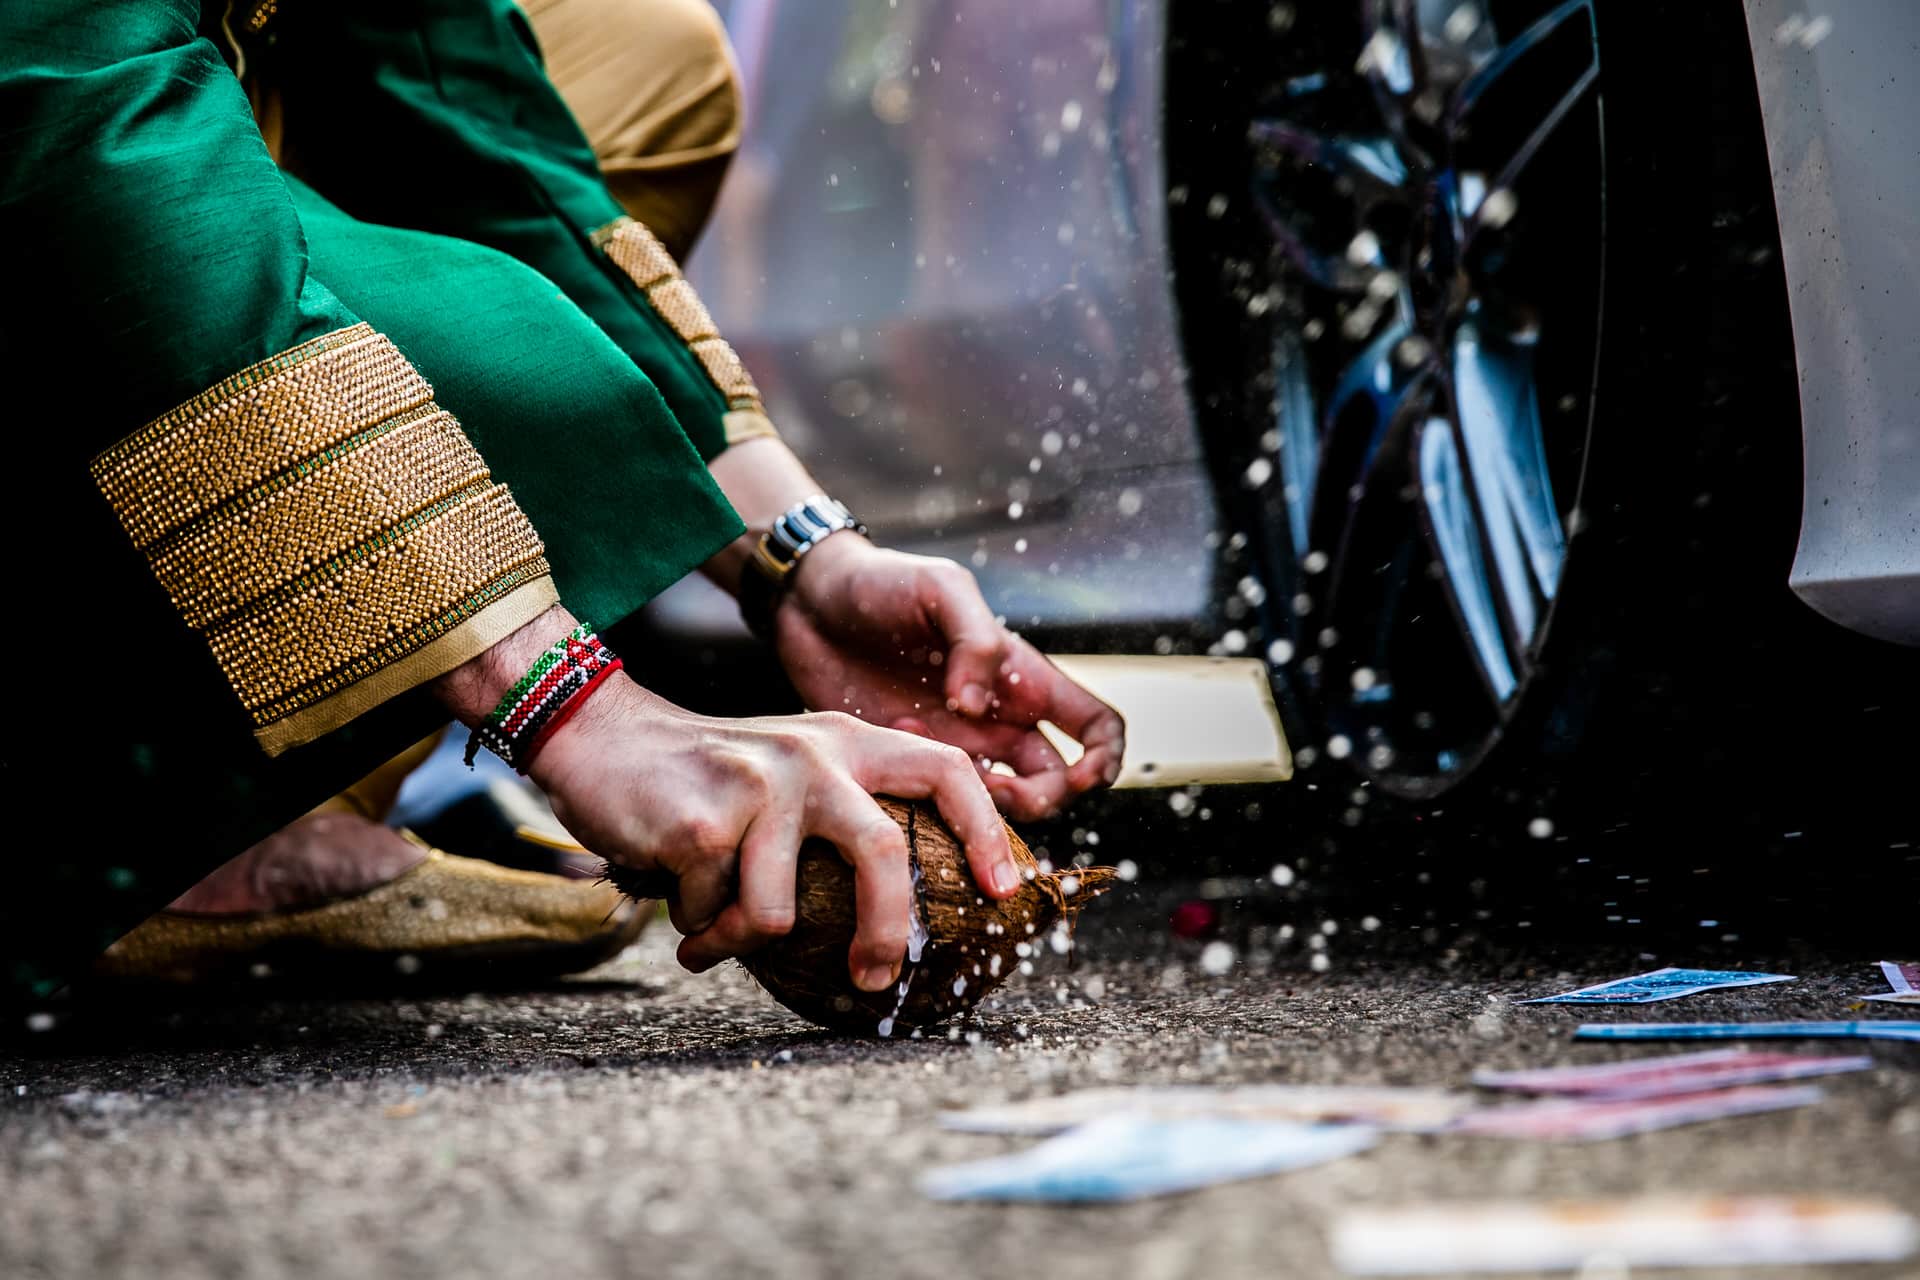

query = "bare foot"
[[169, 811, 427, 915]]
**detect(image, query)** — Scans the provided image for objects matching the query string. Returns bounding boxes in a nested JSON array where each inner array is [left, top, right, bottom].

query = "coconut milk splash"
[[876, 855, 930, 1038]]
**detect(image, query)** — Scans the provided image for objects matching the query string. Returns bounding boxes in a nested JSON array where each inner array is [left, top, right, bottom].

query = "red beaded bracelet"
[[465, 623, 624, 772]]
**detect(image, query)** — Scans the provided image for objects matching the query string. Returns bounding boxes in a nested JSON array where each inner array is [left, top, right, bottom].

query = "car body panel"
[[654, 0, 1220, 642], [1742, 0, 1920, 645]]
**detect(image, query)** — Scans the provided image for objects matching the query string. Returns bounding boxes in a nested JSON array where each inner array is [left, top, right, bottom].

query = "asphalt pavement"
[[3, 887, 1916, 1280]]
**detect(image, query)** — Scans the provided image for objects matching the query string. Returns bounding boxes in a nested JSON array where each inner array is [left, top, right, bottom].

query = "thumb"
[[923, 565, 1006, 719]]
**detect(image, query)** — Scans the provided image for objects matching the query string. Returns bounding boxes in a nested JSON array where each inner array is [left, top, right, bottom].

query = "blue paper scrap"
[[1576, 1021, 1920, 1044], [918, 1115, 1377, 1203], [1523, 968, 1796, 1005]]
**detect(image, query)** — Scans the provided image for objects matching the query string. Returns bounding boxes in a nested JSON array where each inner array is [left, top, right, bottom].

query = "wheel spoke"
[[1250, 122, 1409, 293], [1314, 316, 1423, 588], [1468, 61, 1599, 240], [1446, 322, 1565, 656], [1452, 0, 1593, 122], [1249, 122, 1409, 196], [1452, 320, 1567, 607], [1359, 0, 1426, 98], [1416, 418, 1519, 703], [1274, 329, 1318, 554]]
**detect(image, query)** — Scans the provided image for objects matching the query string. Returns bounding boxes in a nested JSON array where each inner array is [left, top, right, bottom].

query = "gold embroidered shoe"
[[92, 847, 649, 988]]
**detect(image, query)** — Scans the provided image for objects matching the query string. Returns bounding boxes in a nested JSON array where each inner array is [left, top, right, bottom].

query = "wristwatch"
[[738, 493, 868, 640]]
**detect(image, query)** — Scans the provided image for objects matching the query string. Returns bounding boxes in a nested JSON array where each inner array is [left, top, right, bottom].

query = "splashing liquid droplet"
[[877, 858, 931, 1036]]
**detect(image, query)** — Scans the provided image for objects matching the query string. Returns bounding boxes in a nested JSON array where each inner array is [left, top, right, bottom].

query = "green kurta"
[[0, 0, 751, 999]]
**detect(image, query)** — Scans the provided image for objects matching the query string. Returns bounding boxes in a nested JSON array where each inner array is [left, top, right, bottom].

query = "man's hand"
[[774, 535, 1125, 821], [435, 607, 1017, 991]]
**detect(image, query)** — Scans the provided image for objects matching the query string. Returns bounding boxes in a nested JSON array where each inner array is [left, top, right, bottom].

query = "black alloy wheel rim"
[[1249, 0, 1606, 798]]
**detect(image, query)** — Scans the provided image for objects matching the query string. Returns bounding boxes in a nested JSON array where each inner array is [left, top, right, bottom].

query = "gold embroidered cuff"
[[722, 408, 780, 446], [91, 324, 554, 755], [600, 216, 769, 417]]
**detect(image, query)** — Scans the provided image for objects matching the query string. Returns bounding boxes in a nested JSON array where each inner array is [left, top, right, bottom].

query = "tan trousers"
[[316, 0, 742, 825], [523, 0, 742, 261]]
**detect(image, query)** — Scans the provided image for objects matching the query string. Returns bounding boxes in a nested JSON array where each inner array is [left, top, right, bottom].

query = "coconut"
[[606, 797, 1114, 1034]]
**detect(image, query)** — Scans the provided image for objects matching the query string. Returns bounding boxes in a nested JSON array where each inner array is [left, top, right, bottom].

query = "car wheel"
[[1166, 0, 1916, 935]]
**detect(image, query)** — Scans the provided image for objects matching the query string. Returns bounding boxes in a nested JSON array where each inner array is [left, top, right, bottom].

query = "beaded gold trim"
[[600, 217, 767, 415], [690, 337, 761, 411], [148, 409, 488, 628], [90, 325, 552, 754], [95, 326, 434, 549]]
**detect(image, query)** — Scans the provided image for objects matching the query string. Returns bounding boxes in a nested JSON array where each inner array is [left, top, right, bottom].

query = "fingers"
[[983, 768, 1070, 823], [676, 903, 765, 972], [856, 733, 1019, 899], [1007, 642, 1126, 791], [676, 809, 802, 971], [922, 562, 1007, 719], [809, 781, 915, 993], [667, 856, 737, 936]]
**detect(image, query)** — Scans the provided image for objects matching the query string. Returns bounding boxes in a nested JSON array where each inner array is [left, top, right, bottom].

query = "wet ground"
[[3, 890, 1916, 1280]]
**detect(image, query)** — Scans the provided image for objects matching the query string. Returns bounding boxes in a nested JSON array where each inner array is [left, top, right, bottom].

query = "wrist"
[[735, 494, 869, 640], [431, 605, 580, 725], [778, 524, 869, 610], [703, 437, 828, 597], [526, 672, 653, 795]]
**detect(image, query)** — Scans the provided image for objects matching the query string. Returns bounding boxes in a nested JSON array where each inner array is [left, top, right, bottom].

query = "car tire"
[[1165, 0, 1916, 939]]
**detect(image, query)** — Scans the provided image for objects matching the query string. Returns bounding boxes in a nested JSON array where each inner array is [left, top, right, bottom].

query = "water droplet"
[[1116, 859, 1139, 882], [1327, 735, 1353, 760], [1480, 188, 1519, 229], [1269, 863, 1295, 887], [1267, 638, 1296, 665], [1243, 457, 1274, 488], [1199, 940, 1236, 976], [1528, 817, 1555, 839]]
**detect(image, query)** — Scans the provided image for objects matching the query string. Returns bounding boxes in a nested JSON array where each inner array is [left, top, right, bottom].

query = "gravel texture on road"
[[3, 890, 1916, 1280]]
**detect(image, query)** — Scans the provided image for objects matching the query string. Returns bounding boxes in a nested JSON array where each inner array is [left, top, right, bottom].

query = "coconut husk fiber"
[[605, 797, 1115, 1035]]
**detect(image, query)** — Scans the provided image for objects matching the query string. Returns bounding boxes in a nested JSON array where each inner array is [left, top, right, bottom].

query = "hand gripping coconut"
[[607, 798, 1115, 1034]]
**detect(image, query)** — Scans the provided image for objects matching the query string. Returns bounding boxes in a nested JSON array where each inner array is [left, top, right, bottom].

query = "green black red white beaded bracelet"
[[465, 622, 623, 772]]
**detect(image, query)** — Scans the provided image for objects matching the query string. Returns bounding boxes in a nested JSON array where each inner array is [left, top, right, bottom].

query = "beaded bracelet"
[[464, 622, 624, 773]]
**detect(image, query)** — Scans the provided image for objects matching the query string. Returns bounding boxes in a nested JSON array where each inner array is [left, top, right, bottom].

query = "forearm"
[[702, 437, 832, 595]]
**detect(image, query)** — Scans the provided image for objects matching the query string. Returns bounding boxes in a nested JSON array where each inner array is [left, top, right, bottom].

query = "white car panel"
[[1743, 0, 1920, 645]]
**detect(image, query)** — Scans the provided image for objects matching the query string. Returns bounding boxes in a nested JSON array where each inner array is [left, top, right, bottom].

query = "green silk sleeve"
[[269, 0, 758, 463], [2, 0, 565, 759], [0, 0, 362, 436]]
